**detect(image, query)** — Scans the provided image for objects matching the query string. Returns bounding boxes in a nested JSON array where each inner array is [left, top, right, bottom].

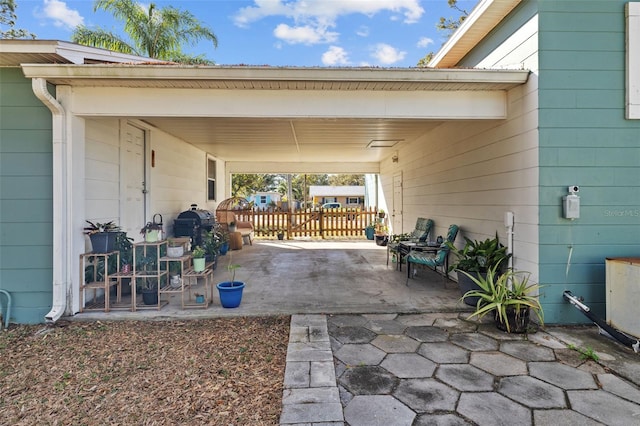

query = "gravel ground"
[[0, 316, 290, 425]]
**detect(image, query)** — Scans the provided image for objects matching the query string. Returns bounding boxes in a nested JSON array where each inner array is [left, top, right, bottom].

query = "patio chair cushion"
[[387, 218, 434, 267], [406, 224, 459, 285]]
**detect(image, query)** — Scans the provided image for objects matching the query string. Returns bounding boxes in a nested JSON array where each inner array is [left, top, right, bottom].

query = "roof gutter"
[[31, 78, 69, 324]]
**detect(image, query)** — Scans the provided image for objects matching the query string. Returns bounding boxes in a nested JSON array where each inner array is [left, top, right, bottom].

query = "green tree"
[[231, 174, 279, 198], [0, 0, 36, 39], [328, 174, 364, 186], [417, 0, 469, 67], [72, 0, 217, 64]]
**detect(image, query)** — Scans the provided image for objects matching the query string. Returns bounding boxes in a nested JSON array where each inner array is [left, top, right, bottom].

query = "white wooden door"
[[121, 123, 146, 240], [392, 172, 403, 234]]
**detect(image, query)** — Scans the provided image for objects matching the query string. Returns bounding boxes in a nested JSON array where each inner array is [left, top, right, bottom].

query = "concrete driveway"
[[75, 239, 469, 321]]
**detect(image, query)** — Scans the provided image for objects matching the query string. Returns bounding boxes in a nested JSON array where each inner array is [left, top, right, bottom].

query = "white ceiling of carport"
[[141, 116, 443, 163]]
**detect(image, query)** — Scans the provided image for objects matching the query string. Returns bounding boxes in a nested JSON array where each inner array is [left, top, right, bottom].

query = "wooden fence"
[[234, 207, 381, 239]]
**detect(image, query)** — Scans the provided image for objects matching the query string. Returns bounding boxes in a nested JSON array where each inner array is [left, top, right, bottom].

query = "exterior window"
[[260, 195, 267, 204], [207, 158, 216, 201], [347, 197, 359, 204]]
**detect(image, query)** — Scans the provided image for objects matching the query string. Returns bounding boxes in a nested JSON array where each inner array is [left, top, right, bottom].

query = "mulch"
[[0, 316, 290, 425]]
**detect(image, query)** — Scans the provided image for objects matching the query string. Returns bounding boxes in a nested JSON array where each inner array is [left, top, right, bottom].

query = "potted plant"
[[136, 254, 159, 305], [216, 255, 245, 308], [446, 233, 511, 306], [216, 226, 230, 256], [364, 224, 376, 240], [276, 227, 285, 240], [114, 231, 134, 273], [202, 230, 220, 269], [83, 220, 121, 253], [167, 238, 184, 258], [460, 266, 544, 333], [192, 246, 206, 272], [378, 208, 386, 219], [140, 221, 163, 242]]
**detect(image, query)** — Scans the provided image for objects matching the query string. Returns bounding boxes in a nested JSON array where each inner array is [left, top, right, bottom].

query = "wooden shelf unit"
[[182, 265, 214, 309], [79, 250, 121, 312], [158, 253, 193, 308], [132, 240, 168, 311]]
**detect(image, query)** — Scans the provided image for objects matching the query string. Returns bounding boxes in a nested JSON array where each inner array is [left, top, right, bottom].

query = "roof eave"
[[429, 0, 522, 68], [0, 39, 160, 66], [20, 63, 529, 89]]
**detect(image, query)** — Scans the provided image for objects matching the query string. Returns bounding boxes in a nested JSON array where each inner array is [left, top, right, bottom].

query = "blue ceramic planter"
[[216, 281, 245, 308]]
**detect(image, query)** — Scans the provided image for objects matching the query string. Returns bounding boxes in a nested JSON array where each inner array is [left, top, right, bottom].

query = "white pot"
[[167, 246, 184, 257], [170, 275, 182, 288]]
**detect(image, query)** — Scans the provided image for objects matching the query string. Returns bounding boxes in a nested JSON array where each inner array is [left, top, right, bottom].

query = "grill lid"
[[176, 204, 214, 224]]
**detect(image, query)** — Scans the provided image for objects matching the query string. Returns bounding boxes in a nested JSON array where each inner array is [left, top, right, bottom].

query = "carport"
[[15, 45, 529, 320]]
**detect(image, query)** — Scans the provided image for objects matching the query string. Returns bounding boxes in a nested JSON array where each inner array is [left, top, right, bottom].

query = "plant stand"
[[108, 270, 134, 310], [183, 267, 214, 309], [131, 240, 168, 311], [79, 251, 121, 312], [159, 251, 192, 309]]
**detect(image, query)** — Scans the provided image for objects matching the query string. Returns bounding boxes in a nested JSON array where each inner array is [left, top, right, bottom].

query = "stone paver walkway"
[[280, 313, 640, 426]]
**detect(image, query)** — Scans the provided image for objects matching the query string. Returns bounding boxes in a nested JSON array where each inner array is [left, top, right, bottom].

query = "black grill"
[[173, 204, 215, 247]]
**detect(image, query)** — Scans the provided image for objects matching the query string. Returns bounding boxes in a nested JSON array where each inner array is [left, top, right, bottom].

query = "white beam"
[[69, 87, 508, 120]]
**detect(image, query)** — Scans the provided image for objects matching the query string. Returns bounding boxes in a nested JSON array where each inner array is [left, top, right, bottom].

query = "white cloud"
[[42, 0, 83, 29], [371, 43, 406, 65], [322, 46, 349, 66], [417, 37, 434, 48], [234, 0, 424, 45], [356, 26, 369, 37], [273, 24, 338, 45]]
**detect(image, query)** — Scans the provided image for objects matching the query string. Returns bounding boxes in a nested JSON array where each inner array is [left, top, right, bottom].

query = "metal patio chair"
[[406, 224, 459, 286], [387, 218, 434, 268]]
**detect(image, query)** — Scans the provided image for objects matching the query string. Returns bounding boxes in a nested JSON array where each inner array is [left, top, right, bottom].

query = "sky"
[[12, 0, 479, 67]]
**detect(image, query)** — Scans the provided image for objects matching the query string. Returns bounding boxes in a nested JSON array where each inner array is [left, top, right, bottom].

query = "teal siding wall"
[[0, 68, 53, 324], [538, 1, 640, 324]]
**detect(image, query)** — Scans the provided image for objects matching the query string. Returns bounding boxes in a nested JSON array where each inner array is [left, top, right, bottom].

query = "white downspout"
[[32, 78, 68, 324]]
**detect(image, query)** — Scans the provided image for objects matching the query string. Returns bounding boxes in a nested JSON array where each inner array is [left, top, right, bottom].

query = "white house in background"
[[247, 191, 281, 209], [309, 186, 365, 207]]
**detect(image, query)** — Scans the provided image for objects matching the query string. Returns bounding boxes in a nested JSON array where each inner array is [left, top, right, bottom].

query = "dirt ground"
[[0, 316, 290, 425]]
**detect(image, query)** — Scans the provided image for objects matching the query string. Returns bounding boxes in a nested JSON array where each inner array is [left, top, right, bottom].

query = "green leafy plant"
[[447, 233, 511, 273], [202, 229, 221, 257], [140, 221, 163, 235], [114, 231, 134, 269], [461, 265, 544, 333], [192, 246, 206, 259], [568, 344, 600, 361], [83, 220, 121, 235], [390, 232, 412, 243], [225, 253, 241, 286]]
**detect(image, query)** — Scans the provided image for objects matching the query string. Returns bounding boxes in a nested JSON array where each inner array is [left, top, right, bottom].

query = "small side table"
[[229, 231, 243, 250]]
